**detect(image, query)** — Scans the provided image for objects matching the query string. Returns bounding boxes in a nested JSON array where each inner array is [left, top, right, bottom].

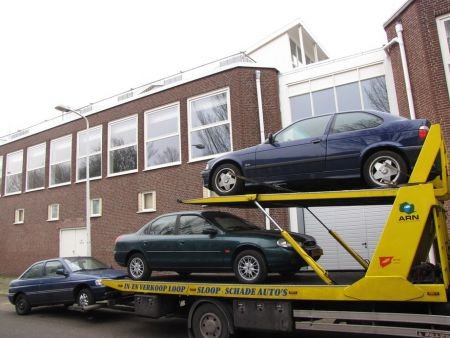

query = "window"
[[15, 208, 24, 224], [21, 262, 44, 279], [188, 89, 232, 161], [77, 126, 102, 181], [44, 260, 64, 277], [48, 204, 59, 221], [108, 115, 137, 175], [0, 156, 3, 196], [312, 88, 335, 115], [331, 112, 383, 134], [145, 103, 181, 169], [178, 215, 211, 234], [361, 77, 390, 111], [289, 76, 389, 123], [290, 93, 312, 121], [138, 191, 156, 212], [5, 150, 23, 195], [26, 143, 46, 191], [50, 135, 72, 187], [275, 115, 331, 143], [144, 215, 176, 235], [437, 14, 450, 98], [90, 198, 102, 217], [336, 82, 362, 112]]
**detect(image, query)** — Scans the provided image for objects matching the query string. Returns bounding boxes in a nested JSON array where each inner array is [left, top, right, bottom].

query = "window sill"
[[90, 214, 102, 218], [76, 176, 102, 184], [47, 219, 59, 222], [136, 209, 156, 214], [107, 169, 138, 178], [14, 221, 24, 225], [49, 182, 71, 189], [144, 161, 181, 171], [26, 187, 45, 193]]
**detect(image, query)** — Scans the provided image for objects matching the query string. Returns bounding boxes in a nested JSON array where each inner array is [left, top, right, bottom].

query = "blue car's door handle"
[[312, 139, 321, 144]]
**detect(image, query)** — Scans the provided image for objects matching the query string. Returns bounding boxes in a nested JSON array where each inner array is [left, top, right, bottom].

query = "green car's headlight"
[[277, 238, 292, 248]]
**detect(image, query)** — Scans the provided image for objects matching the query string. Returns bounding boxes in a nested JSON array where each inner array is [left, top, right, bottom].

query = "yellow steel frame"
[[103, 125, 450, 303]]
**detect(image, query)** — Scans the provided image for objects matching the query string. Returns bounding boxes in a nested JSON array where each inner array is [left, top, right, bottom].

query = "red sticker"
[[379, 256, 393, 268]]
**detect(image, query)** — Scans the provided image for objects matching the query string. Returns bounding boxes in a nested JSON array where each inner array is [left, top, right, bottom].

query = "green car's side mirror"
[[202, 228, 218, 236]]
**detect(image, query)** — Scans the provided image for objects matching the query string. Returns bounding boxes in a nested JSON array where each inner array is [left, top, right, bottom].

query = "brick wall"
[[0, 66, 286, 275]]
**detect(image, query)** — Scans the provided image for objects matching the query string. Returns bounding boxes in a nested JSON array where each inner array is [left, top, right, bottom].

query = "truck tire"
[[192, 303, 230, 338]]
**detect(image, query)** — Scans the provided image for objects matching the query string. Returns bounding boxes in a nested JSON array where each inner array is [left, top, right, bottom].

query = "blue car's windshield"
[[64, 257, 108, 272], [207, 213, 260, 232]]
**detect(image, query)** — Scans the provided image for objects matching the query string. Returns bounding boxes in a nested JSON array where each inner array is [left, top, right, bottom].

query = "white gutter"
[[384, 22, 416, 120], [255, 70, 271, 230]]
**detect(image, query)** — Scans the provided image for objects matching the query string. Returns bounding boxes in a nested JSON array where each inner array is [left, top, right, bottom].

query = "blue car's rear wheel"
[[211, 163, 244, 196], [363, 150, 407, 187], [127, 253, 151, 280]]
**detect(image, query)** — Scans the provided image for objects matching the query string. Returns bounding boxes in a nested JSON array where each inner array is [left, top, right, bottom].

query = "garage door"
[[303, 205, 391, 270], [60, 228, 87, 257]]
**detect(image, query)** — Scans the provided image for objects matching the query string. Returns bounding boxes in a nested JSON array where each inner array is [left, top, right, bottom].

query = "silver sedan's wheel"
[[211, 163, 244, 196], [363, 151, 407, 187], [234, 250, 267, 284], [127, 253, 151, 280]]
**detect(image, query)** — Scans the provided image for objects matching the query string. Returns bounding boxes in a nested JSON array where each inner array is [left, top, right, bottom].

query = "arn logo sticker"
[[399, 202, 419, 221], [379, 256, 393, 268]]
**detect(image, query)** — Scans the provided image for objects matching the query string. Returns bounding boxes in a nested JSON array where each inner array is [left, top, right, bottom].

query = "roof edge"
[[383, 0, 415, 28]]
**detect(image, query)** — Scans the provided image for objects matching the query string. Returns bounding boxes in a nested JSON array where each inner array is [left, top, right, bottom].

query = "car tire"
[[76, 288, 94, 307], [127, 253, 151, 281], [211, 163, 244, 196], [363, 150, 408, 187], [192, 303, 230, 338], [15, 294, 31, 315], [234, 250, 267, 284]]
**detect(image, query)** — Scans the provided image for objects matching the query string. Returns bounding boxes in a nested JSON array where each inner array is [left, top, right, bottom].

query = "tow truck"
[[102, 124, 450, 338]]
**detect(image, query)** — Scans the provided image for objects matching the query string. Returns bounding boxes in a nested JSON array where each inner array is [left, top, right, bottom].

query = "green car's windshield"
[[208, 213, 260, 232], [64, 257, 108, 272]]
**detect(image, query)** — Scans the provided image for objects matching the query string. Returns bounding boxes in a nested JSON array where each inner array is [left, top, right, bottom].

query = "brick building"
[[384, 0, 450, 145], [0, 65, 285, 275]]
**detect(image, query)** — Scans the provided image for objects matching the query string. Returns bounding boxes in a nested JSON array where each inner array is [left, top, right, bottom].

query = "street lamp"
[[54, 105, 91, 256]]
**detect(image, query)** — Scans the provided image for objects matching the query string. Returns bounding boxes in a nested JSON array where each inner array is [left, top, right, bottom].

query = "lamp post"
[[54, 105, 91, 256]]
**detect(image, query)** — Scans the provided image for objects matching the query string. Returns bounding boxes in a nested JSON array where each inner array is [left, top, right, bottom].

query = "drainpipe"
[[384, 22, 416, 120], [255, 70, 271, 230]]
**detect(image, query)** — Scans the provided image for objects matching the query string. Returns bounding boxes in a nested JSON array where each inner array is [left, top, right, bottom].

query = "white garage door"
[[60, 228, 87, 257], [303, 205, 391, 270]]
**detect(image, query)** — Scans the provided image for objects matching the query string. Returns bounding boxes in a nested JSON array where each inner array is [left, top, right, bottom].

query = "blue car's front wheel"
[[211, 163, 244, 196]]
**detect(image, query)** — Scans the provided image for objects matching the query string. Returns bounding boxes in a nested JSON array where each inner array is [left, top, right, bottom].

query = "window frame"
[[187, 88, 233, 162], [5, 150, 23, 196], [144, 102, 181, 171], [49, 134, 72, 188], [48, 204, 60, 221], [437, 14, 450, 99], [76, 125, 102, 182], [0, 155, 3, 197], [26, 142, 46, 192], [90, 198, 102, 217], [107, 115, 138, 177], [14, 208, 25, 224], [138, 191, 156, 213]]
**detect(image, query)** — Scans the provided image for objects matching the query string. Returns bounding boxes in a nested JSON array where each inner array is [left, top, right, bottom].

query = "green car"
[[114, 211, 322, 284]]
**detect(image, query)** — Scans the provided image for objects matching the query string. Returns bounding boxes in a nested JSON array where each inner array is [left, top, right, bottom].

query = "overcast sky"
[[0, 0, 406, 139]]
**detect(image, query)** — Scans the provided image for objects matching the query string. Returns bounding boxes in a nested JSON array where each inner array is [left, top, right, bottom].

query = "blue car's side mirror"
[[266, 133, 274, 144], [56, 268, 68, 277]]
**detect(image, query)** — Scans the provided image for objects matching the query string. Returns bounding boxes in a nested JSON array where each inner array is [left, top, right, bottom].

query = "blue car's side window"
[[330, 112, 383, 134], [275, 115, 331, 143], [44, 261, 64, 277], [21, 262, 44, 279]]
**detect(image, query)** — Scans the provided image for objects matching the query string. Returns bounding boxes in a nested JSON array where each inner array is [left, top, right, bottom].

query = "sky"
[[0, 0, 407, 139]]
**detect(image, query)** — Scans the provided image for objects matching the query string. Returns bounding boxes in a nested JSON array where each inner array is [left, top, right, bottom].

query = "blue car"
[[202, 111, 430, 195], [8, 256, 127, 315]]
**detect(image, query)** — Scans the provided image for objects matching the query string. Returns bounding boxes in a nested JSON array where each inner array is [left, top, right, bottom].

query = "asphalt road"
[[0, 295, 395, 338]]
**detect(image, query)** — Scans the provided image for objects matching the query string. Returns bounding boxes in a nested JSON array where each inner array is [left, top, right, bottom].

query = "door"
[[38, 260, 72, 304], [141, 215, 178, 269], [60, 228, 87, 257], [253, 115, 332, 182], [175, 215, 225, 269]]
